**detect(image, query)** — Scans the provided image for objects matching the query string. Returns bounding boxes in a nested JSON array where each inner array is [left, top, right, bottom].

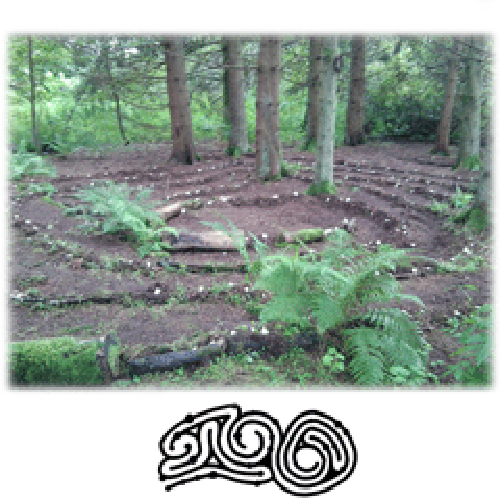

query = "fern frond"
[[360, 308, 424, 350], [343, 326, 385, 385], [310, 294, 346, 333], [258, 294, 312, 325]]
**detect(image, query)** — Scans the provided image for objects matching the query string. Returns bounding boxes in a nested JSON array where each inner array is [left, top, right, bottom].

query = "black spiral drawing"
[[158, 404, 357, 496]]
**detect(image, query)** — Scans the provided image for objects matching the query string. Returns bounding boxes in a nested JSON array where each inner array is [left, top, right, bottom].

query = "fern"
[[343, 327, 385, 385], [200, 220, 428, 386], [66, 181, 177, 257], [252, 228, 427, 385]]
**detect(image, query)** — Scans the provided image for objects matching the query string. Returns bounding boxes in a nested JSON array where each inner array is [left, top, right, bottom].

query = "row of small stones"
[[13, 181, 480, 260]]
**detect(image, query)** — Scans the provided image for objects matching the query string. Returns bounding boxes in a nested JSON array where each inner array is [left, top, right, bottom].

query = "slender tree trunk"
[[315, 37, 337, 187], [28, 36, 40, 154], [256, 37, 281, 180], [113, 92, 128, 144], [476, 116, 492, 220], [303, 37, 322, 150], [164, 37, 196, 165], [434, 37, 460, 155], [222, 39, 230, 139], [346, 36, 366, 146], [225, 37, 249, 155], [457, 36, 483, 167]]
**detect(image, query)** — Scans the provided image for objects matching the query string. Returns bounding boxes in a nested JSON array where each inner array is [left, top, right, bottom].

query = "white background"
[[2, 2, 498, 498]]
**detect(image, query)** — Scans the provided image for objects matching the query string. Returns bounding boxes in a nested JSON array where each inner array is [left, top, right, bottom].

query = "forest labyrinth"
[[9, 141, 492, 383]]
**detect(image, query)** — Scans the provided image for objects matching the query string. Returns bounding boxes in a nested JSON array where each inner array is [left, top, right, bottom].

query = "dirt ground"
[[8, 140, 492, 384]]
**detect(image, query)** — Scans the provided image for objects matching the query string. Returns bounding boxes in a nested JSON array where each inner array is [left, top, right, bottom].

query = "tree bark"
[[113, 92, 128, 144], [315, 37, 337, 187], [434, 37, 460, 155], [345, 36, 366, 146], [225, 37, 249, 155], [303, 37, 322, 150], [222, 39, 230, 136], [164, 37, 196, 165], [457, 36, 483, 167], [256, 37, 281, 180], [28, 36, 40, 154]]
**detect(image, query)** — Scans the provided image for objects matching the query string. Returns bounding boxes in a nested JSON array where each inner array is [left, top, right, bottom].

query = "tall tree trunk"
[[315, 37, 337, 187], [457, 36, 483, 167], [225, 37, 249, 155], [222, 39, 230, 139], [256, 37, 281, 180], [164, 37, 196, 165], [103, 42, 128, 145], [303, 37, 322, 150], [28, 36, 40, 154], [434, 37, 460, 155], [113, 92, 128, 144], [345, 36, 366, 146]]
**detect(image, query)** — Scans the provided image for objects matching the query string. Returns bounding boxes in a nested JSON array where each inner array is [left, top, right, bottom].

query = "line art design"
[[158, 404, 357, 496]]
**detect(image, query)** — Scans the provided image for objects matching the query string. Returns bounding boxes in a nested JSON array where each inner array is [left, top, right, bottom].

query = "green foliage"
[[280, 162, 302, 177], [208, 219, 429, 385], [9, 144, 57, 180], [443, 304, 491, 385], [322, 347, 345, 373], [435, 253, 485, 274], [429, 201, 450, 216], [250, 228, 427, 385], [10, 337, 103, 385], [67, 181, 178, 257], [454, 154, 483, 172], [18, 182, 57, 197], [450, 186, 474, 210], [305, 180, 337, 196]]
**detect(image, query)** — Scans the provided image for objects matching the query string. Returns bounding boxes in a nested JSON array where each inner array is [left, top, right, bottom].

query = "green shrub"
[[10, 337, 103, 385], [215, 220, 429, 386], [9, 142, 57, 180], [67, 181, 178, 257], [444, 304, 491, 385]]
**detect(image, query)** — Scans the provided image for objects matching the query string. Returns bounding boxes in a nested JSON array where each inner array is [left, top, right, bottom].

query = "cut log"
[[155, 199, 204, 221], [277, 228, 325, 244], [163, 229, 246, 252], [155, 202, 182, 221]]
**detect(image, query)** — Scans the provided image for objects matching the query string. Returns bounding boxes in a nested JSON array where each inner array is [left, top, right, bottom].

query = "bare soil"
[[9, 140, 492, 384]]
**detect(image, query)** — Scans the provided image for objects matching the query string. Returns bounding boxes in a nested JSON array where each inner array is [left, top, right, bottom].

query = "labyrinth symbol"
[[158, 404, 357, 496]]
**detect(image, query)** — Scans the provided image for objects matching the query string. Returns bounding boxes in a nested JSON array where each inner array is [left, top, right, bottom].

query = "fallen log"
[[155, 199, 204, 221], [277, 227, 325, 244], [163, 229, 246, 252]]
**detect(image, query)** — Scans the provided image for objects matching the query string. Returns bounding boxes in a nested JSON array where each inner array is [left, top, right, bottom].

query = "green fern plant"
[[251, 228, 427, 385], [66, 181, 178, 257], [9, 141, 57, 181], [443, 304, 491, 385]]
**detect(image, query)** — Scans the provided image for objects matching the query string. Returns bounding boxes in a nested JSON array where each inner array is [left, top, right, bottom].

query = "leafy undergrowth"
[[65, 181, 178, 257]]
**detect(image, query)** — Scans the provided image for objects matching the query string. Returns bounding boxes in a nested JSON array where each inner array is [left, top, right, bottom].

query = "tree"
[[313, 37, 337, 191], [345, 36, 366, 146], [223, 37, 249, 155], [256, 37, 281, 180], [433, 37, 460, 155], [163, 37, 196, 164], [102, 40, 128, 144], [303, 37, 322, 150], [28, 36, 40, 154], [456, 36, 484, 168]]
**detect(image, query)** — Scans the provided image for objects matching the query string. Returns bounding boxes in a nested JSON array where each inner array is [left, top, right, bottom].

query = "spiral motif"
[[158, 404, 357, 496], [273, 410, 357, 496]]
